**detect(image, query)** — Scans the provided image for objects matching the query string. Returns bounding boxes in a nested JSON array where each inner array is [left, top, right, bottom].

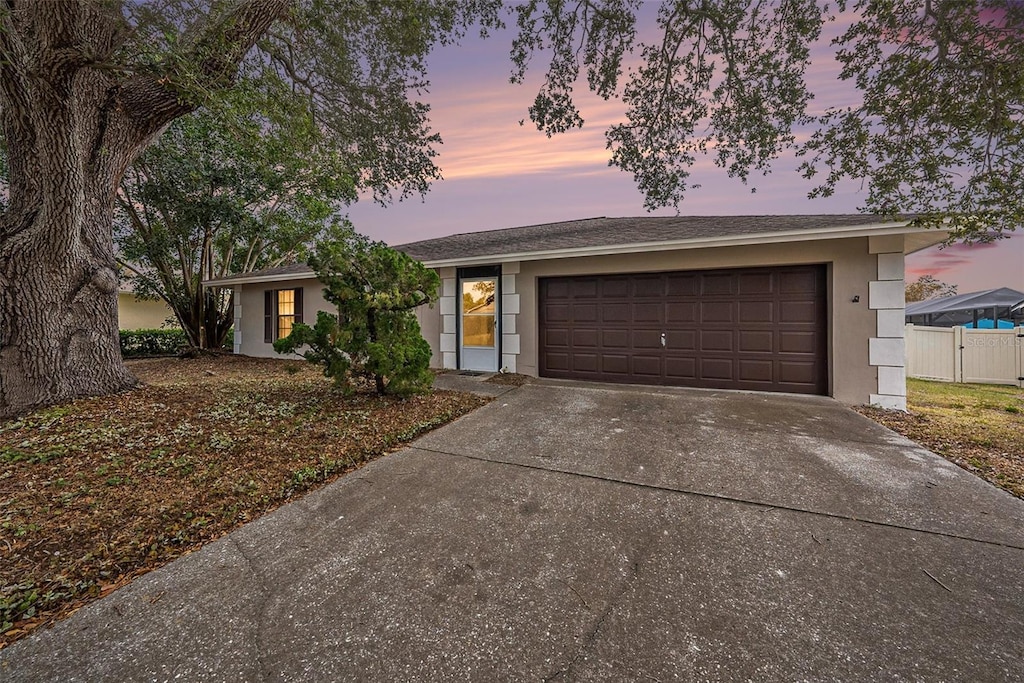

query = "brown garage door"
[[539, 265, 828, 394]]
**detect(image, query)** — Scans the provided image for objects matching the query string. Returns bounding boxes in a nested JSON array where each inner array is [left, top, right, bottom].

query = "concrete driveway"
[[2, 381, 1022, 681]]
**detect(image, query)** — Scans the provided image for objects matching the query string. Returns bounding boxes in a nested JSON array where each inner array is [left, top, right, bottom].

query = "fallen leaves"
[[485, 372, 533, 387], [0, 356, 487, 649]]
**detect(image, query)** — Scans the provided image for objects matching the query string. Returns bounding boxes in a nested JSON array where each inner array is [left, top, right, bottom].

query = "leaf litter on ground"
[[0, 355, 487, 648]]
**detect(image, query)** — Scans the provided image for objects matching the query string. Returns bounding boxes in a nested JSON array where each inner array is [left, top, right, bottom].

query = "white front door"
[[460, 277, 499, 372]]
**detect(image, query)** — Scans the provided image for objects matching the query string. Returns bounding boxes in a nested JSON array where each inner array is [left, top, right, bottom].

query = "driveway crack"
[[543, 530, 660, 681], [230, 534, 271, 682], [410, 446, 1024, 552]]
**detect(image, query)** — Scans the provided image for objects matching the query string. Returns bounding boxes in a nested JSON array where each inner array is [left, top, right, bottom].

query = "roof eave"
[[417, 221, 944, 268], [203, 271, 315, 288]]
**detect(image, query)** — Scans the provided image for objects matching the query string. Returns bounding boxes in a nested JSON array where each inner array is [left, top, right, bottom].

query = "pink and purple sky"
[[347, 10, 1022, 295]]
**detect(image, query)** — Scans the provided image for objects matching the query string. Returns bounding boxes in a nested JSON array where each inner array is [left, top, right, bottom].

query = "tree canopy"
[[511, 0, 1024, 241], [116, 73, 352, 349], [905, 275, 959, 303], [0, 1, 499, 417], [2, 0, 1022, 416]]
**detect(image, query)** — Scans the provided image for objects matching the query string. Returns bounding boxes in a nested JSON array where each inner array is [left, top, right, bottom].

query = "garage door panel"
[[602, 329, 629, 349], [571, 279, 599, 298], [601, 278, 630, 297], [545, 281, 571, 299], [633, 276, 664, 297], [739, 330, 774, 353], [633, 329, 663, 349], [700, 330, 734, 352], [668, 330, 697, 351], [779, 331, 817, 354], [738, 359, 774, 382], [665, 356, 697, 380], [779, 269, 820, 294], [633, 302, 663, 323], [602, 302, 630, 323], [572, 353, 599, 372], [602, 355, 630, 375], [545, 329, 569, 347], [539, 265, 826, 394], [779, 301, 817, 323], [778, 361, 819, 385], [544, 303, 570, 323], [739, 301, 774, 323], [700, 358, 735, 380], [632, 355, 662, 376], [544, 352, 570, 371], [738, 272, 773, 295], [666, 302, 697, 323], [702, 273, 736, 296], [572, 329, 599, 348], [573, 303, 598, 322], [702, 301, 735, 323], [666, 274, 698, 296]]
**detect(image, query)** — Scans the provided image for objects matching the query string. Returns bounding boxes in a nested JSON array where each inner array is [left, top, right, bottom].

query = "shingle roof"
[[905, 287, 1024, 316], [211, 261, 313, 284], [206, 214, 921, 286], [394, 215, 901, 262]]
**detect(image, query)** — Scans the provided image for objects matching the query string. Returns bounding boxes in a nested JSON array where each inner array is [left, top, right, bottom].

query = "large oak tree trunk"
[[0, 1, 290, 418], [0, 152, 140, 415]]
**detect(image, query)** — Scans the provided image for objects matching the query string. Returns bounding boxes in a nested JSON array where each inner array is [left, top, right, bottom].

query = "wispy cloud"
[[907, 236, 1022, 291]]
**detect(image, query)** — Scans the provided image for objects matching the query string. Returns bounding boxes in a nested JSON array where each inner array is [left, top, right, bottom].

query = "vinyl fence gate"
[[905, 324, 1024, 387]]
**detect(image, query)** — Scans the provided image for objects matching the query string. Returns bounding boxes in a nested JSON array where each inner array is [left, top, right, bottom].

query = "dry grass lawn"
[[858, 379, 1024, 499], [0, 356, 487, 648]]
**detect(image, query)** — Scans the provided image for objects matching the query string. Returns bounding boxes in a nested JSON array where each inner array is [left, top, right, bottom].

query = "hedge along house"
[[204, 216, 948, 410]]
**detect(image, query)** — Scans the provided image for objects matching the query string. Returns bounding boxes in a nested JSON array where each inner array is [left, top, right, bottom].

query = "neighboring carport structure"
[[905, 287, 1024, 328]]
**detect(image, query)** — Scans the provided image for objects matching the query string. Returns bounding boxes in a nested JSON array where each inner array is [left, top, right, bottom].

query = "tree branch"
[[119, 0, 294, 142]]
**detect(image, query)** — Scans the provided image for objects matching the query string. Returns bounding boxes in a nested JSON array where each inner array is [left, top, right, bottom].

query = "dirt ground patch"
[[858, 379, 1024, 499], [0, 356, 487, 648], [485, 372, 533, 387]]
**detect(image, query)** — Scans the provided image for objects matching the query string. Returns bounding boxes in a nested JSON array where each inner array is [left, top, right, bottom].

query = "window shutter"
[[264, 290, 274, 343], [294, 288, 304, 325]]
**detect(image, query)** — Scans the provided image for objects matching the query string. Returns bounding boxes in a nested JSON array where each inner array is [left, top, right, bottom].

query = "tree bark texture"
[[0, 1, 289, 418]]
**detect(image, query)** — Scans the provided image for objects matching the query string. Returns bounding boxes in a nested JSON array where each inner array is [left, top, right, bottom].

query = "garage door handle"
[[660, 333, 666, 347]]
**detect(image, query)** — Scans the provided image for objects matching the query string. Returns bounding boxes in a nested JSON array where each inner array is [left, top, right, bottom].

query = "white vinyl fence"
[[905, 324, 1024, 387]]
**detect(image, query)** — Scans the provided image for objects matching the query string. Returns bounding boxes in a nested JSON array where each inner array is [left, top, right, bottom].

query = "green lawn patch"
[[858, 379, 1024, 500]]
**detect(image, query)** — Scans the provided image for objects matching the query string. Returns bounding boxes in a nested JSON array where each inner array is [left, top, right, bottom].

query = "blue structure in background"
[[963, 319, 1015, 329], [906, 287, 1024, 328]]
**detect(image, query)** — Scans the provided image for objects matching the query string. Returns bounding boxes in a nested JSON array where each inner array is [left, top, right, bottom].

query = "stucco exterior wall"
[[235, 278, 330, 358], [117, 293, 176, 330], [421, 237, 903, 406], [518, 238, 880, 404], [228, 235, 909, 406], [236, 278, 442, 362], [415, 298, 442, 366]]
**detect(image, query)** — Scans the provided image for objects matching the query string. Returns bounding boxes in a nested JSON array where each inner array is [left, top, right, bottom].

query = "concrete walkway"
[[2, 382, 1022, 681]]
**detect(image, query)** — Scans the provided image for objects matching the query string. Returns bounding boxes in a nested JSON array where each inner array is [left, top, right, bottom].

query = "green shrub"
[[120, 329, 189, 357], [274, 225, 437, 397]]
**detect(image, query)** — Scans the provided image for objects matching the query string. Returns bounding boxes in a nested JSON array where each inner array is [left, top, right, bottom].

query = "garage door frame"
[[538, 264, 829, 394]]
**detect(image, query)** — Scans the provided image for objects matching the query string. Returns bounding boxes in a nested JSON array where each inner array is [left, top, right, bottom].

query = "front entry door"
[[460, 277, 499, 372]]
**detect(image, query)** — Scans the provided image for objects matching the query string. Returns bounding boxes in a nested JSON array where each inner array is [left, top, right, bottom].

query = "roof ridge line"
[[396, 216, 610, 247], [393, 214, 897, 249]]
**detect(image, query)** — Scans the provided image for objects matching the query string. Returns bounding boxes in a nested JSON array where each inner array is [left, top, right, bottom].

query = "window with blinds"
[[264, 287, 304, 343]]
